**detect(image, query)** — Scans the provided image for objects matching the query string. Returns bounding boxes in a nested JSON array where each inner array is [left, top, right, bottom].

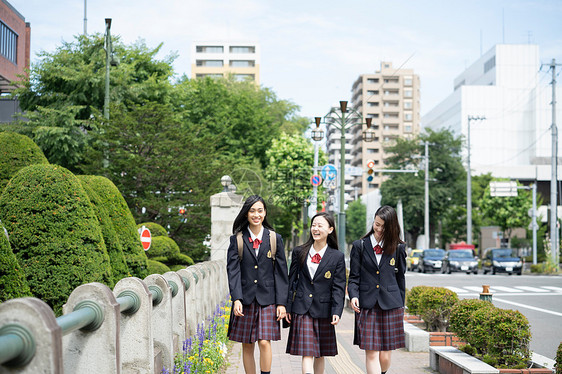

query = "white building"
[[422, 44, 562, 183]]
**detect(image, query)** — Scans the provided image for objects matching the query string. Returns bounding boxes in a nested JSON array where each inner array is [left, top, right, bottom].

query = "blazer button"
[[309, 294, 313, 298], [376, 271, 380, 274], [376, 285, 380, 288], [310, 281, 313, 285], [254, 280, 258, 283], [254, 265, 258, 269]]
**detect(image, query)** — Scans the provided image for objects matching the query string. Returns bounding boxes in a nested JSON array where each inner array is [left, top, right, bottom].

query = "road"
[[405, 271, 562, 359]]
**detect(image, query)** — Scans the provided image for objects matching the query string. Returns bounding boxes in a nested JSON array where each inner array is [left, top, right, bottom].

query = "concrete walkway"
[[225, 307, 437, 374]]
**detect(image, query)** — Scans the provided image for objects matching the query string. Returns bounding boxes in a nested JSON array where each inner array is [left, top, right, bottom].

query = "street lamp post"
[[104, 18, 119, 120], [309, 117, 324, 218], [322, 101, 375, 253], [466, 115, 486, 245]]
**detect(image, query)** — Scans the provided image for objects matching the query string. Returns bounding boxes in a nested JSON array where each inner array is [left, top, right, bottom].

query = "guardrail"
[[0, 260, 228, 373]]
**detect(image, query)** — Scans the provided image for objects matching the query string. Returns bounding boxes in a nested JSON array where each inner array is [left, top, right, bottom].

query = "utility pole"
[[424, 141, 429, 249], [466, 115, 486, 245], [548, 59, 560, 267], [83, 0, 87, 35]]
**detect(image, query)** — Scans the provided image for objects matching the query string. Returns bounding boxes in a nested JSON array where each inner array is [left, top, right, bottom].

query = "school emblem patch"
[[324, 271, 331, 279], [390, 258, 395, 266], [267, 250, 272, 258]]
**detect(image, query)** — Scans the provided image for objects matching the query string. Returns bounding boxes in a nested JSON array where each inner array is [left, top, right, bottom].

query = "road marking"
[[493, 298, 562, 317], [542, 286, 562, 293], [515, 286, 550, 293], [463, 286, 485, 293], [446, 286, 468, 293], [490, 286, 524, 293]]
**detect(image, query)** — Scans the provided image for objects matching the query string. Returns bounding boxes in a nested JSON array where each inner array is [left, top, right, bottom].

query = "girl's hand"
[[285, 313, 292, 324], [350, 297, 360, 313], [276, 305, 287, 321], [331, 315, 340, 325], [233, 300, 244, 317]]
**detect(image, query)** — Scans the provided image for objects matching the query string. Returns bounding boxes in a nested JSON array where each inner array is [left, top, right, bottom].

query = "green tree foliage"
[[346, 199, 366, 243], [0, 132, 48, 192], [78, 175, 130, 281], [480, 180, 532, 241], [265, 133, 323, 239], [138, 222, 168, 237], [84, 175, 148, 279], [0, 223, 32, 302], [0, 164, 112, 314], [380, 128, 465, 247]]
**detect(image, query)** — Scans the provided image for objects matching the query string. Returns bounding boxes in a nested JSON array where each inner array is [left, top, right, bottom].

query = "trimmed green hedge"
[[137, 222, 168, 237], [78, 175, 130, 282], [147, 259, 171, 275], [555, 342, 562, 374], [0, 132, 48, 193], [0, 223, 32, 302], [406, 286, 458, 332], [449, 298, 494, 343], [147, 236, 194, 267], [0, 164, 112, 314], [86, 176, 148, 279]]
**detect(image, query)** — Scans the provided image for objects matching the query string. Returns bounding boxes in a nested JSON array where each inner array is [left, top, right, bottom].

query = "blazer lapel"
[[256, 228, 269, 260], [363, 237, 378, 268], [313, 247, 334, 281], [243, 230, 258, 261]]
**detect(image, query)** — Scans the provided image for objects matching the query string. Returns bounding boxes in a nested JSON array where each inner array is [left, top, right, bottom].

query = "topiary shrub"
[[86, 176, 148, 279], [0, 164, 112, 314], [137, 222, 168, 237], [449, 298, 495, 343], [406, 285, 432, 316], [147, 259, 171, 275], [406, 286, 458, 331], [78, 175, 130, 282], [555, 342, 562, 374], [0, 223, 32, 302], [0, 132, 48, 192], [147, 236, 194, 268], [169, 264, 188, 272]]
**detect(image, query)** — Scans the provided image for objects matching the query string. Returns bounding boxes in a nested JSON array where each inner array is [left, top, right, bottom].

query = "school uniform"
[[226, 227, 289, 343], [285, 245, 346, 357], [347, 235, 407, 351]]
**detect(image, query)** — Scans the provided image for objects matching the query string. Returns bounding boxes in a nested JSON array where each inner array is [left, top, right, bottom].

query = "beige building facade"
[[191, 41, 260, 84]]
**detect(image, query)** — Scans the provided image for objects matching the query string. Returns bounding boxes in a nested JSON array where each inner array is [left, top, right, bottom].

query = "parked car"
[[442, 249, 478, 274], [481, 248, 522, 275], [418, 248, 446, 273], [407, 249, 423, 271]]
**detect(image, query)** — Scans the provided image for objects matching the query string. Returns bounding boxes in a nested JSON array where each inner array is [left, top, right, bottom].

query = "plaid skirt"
[[227, 301, 280, 343], [353, 304, 405, 351], [286, 313, 338, 357]]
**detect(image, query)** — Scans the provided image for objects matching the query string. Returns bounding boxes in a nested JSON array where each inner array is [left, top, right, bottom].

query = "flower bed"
[[163, 299, 231, 374]]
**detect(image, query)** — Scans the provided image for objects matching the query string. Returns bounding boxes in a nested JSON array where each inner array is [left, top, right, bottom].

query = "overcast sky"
[[7, 0, 562, 119]]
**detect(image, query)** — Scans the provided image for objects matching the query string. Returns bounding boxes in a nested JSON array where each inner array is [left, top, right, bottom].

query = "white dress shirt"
[[307, 244, 327, 278], [370, 234, 384, 265], [248, 226, 264, 257]]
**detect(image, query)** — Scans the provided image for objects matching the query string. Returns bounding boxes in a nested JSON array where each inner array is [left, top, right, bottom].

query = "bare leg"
[[302, 356, 314, 373], [313, 356, 325, 374], [365, 349, 381, 374], [257, 339, 272, 372], [242, 342, 256, 374], [379, 351, 392, 373]]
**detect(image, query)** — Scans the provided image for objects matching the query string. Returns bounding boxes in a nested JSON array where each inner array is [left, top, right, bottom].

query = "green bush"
[[0, 223, 32, 302], [406, 286, 458, 332], [169, 264, 189, 272], [147, 259, 171, 274], [554, 343, 562, 374], [137, 222, 168, 237], [0, 164, 112, 314], [0, 132, 48, 192], [147, 236, 194, 267], [78, 175, 130, 282], [449, 298, 494, 342], [86, 176, 148, 279]]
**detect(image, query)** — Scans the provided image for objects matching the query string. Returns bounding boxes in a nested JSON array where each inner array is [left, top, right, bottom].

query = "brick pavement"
[[225, 307, 437, 373]]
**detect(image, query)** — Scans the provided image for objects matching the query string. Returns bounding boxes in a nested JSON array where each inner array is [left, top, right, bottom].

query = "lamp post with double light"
[[320, 101, 376, 253], [104, 18, 119, 120]]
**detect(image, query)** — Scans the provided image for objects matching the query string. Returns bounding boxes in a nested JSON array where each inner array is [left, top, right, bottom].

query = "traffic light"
[[179, 207, 186, 215], [366, 160, 375, 182]]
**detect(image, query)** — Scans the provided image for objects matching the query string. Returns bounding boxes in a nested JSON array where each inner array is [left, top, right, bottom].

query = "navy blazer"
[[226, 228, 289, 307], [347, 237, 406, 310], [286, 246, 346, 319]]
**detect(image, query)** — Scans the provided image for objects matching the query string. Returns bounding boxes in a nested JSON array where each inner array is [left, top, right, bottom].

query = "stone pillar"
[[0, 298, 62, 373], [163, 271, 187, 353], [62, 282, 120, 374], [176, 269, 197, 336], [113, 277, 153, 374], [210, 191, 243, 261]]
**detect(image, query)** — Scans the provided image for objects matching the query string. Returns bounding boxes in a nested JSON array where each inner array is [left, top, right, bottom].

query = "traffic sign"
[[490, 181, 517, 197], [139, 226, 152, 251], [310, 174, 322, 187], [321, 164, 337, 181], [345, 166, 363, 176]]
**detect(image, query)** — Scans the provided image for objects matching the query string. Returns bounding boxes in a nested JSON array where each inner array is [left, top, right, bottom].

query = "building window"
[[404, 76, 413, 86], [234, 74, 255, 81], [367, 113, 379, 119], [0, 20, 18, 64], [369, 183, 379, 188], [230, 46, 255, 53], [196, 73, 224, 79], [404, 89, 412, 98], [367, 78, 379, 84], [368, 102, 379, 107], [484, 56, 496, 73], [384, 78, 398, 84], [230, 60, 255, 67], [367, 90, 379, 95], [404, 124, 412, 133], [196, 60, 224, 67], [404, 100, 412, 109], [404, 112, 412, 121], [196, 46, 223, 53]]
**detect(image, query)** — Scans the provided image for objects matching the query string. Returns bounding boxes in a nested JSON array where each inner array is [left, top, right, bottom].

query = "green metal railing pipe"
[[116, 290, 140, 315], [0, 324, 35, 367], [56, 300, 104, 334]]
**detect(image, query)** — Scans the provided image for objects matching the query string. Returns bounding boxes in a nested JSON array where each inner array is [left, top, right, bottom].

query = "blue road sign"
[[321, 164, 337, 181], [310, 175, 322, 186]]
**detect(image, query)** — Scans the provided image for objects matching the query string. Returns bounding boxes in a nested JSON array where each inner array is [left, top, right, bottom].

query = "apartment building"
[[0, 0, 30, 94], [191, 42, 260, 84]]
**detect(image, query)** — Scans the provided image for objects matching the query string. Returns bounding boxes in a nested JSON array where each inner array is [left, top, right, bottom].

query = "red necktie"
[[374, 244, 383, 254], [249, 237, 261, 249], [311, 253, 322, 264]]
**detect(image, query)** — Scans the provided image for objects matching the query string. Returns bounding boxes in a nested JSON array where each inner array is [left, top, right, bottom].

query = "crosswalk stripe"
[[490, 286, 524, 293], [446, 286, 468, 293], [514, 286, 550, 292], [463, 286, 485, 292], [542, 286, 562, 292]]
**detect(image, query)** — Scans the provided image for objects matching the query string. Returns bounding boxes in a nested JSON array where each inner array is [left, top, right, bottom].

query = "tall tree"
[[346, 199, 367, 243]]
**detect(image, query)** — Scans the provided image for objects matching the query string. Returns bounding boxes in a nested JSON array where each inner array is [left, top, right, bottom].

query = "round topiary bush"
[[147, 259, 171, 275], [0, 222, 32, 302], [406, 285, 433, 316], [137, 222, 168, 237], [86, 176, 148, 279], [449, 298, 495, 342], [0, 132, 48, 193], [0, 164, 112, 314], [147, 236, 194, 267], [78, 175, 130, 282], [417, 287, 459, 332]]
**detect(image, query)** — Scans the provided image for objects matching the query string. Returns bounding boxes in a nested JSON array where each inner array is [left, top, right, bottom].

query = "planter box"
[[430, 332, 466, 348]]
